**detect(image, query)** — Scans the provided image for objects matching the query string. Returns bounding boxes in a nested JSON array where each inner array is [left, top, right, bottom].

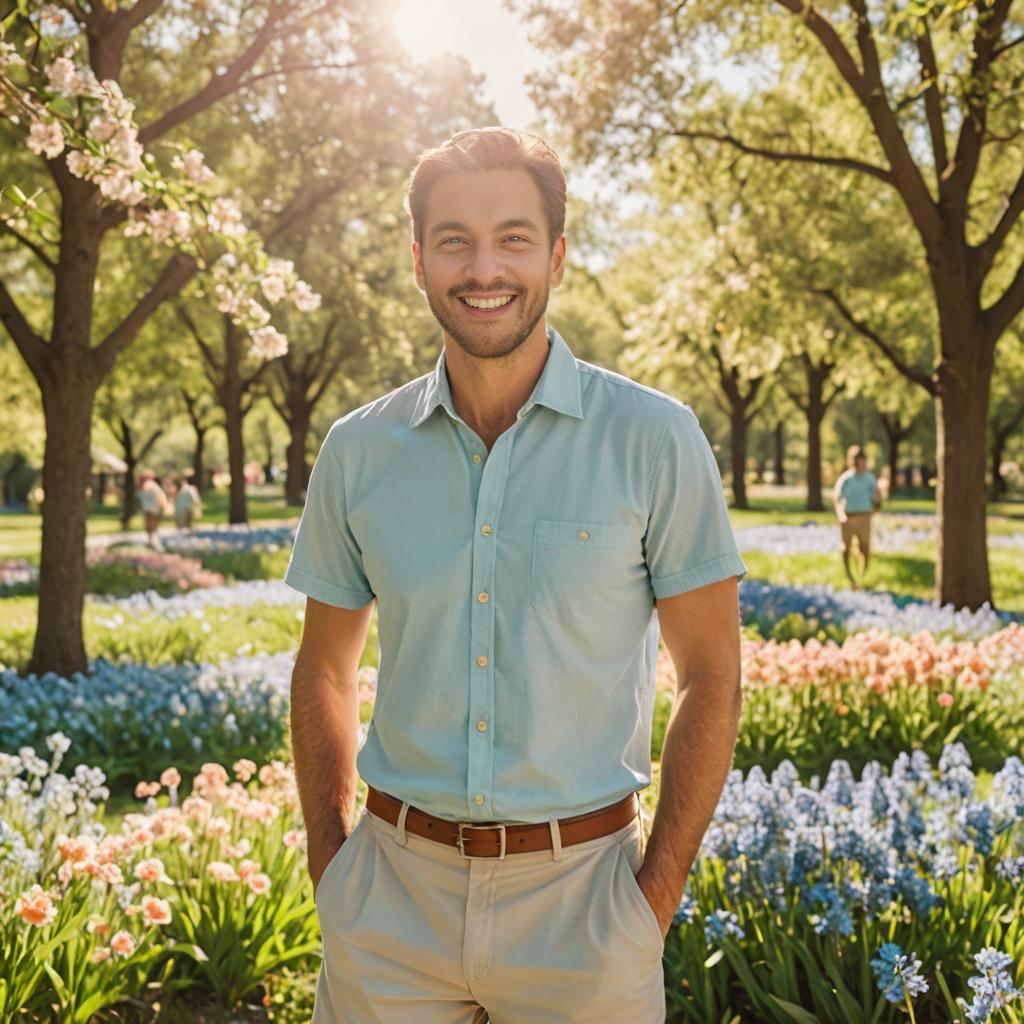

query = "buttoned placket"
[[454, 404, 535, 821]]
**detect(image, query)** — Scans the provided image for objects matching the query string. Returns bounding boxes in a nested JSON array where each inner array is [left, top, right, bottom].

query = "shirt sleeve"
[[283, 430, 375, 609], [644, 406, 748, 600]]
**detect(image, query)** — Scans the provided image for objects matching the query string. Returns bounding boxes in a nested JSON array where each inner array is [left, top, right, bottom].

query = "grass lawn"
[[0, 485, 302, 561]]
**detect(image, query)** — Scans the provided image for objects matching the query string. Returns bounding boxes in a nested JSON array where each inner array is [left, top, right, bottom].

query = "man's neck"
[[444, 320, 551, 443]]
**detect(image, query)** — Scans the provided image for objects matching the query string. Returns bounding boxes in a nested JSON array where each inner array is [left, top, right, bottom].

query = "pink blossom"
[[141, 896, 173, 926], [938, 692, 954, 708], [15, 884, 58, 927], [110, 930, 136, 957]]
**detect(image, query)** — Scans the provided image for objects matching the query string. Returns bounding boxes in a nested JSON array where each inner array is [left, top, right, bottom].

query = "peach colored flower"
[[125, 903, 143, 917], [110, 930, 136, 957], [134, 858, 172, 884], [181, 795, 212, 820], [57, 833, 97, 862], [283, 829, 304, 848], [86, 917, 109, 936], [160, 767, 181, 789], [938, 692, 954, 708], [233, 758, 257, 782], [238, 858, 260, 883], [89, 947, 111, 964], [207, 861, 240, 883], [247, 872, 271, 895], [97, 861, 124, 886], [135, 781, 160, 798], [15, 884, 57, 927], [141, 896, 172, 926]]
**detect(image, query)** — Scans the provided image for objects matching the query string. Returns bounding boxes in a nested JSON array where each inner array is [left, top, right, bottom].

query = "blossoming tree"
[[0, 2, 379, 675]]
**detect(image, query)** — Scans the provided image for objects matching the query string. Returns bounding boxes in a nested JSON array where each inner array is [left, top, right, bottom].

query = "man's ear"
[[550, 234, 567, 288], [412, 240, 424, 291]]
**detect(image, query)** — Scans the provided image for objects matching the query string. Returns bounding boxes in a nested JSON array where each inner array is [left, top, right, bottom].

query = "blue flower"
[[964, 947, 1021, 1023], [703, 909, 744, 946], [870, 943, 929, 1004]]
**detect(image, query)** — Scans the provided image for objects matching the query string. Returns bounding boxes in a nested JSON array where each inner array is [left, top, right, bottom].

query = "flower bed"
[[0, 654, 378, 788], [2, 740, 1021, 1022], [86, 546, 224, 598], [738, 578, 1017, 642], [667, 742, 1024, 1022], [653, 625, 1024, 774]]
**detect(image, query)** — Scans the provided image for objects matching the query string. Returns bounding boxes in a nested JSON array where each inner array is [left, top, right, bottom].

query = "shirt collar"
[[409, 323, 583, 429]]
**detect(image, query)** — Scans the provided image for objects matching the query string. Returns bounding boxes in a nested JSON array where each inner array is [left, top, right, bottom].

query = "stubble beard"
[[423, 267, 549, 361]]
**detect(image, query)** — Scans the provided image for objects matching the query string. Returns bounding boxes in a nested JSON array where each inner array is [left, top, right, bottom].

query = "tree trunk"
[[729, 408, 749, 509], [225, 402, 247, 525], [193, 427, 207, 494], [806, 405, 824, 512], [990, 431, 1007, 501], [935, 353, 994, 610], [120, 424, 137, 529], [285, 400, 311, 506], [774, 420, 785, 485], [29, 377, 96, 677]]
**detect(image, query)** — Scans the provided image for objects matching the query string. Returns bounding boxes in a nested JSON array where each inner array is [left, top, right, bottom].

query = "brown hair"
[[403, 127, 567, 251], [847, 445, 866, 469]]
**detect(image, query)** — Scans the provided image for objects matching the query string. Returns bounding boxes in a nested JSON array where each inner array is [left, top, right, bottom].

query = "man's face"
[[854, 456, 866, 473], [412, 168, 566, 360]]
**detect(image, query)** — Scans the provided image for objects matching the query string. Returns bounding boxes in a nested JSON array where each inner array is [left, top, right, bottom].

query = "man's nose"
[[464, 243, 506, 284]]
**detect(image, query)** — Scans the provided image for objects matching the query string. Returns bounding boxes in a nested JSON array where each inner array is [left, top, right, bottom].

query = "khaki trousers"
[[312, 795, 667, 1023]]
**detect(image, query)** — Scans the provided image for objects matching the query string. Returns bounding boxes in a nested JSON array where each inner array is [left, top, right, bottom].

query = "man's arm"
[[290, 594, 375, 892], [636, 575, 743, 938]]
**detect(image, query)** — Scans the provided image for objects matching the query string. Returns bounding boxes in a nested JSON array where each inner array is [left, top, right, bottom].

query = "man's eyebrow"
[[427, 217, 541, 237]]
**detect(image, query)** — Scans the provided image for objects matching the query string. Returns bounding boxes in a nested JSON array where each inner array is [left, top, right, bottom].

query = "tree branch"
[[914, 25, 948, 177], [176, 303, 223, 376], [94, 252, 197, 376], [983, 254, 1024, 343], [0, 219, 57, 272], [974, 167, 1024, 286], [654, 123, 895, 185], [816, 287, 937, 395], [138, 10, 284, 146], [771, 0, 942, 243], [0, 279, 49, 381]]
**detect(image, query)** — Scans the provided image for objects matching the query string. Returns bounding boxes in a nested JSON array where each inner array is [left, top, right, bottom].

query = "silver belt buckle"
[[456, 822, 507, 860]]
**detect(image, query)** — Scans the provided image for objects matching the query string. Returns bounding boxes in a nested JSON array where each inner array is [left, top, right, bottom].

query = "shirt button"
[[578, 530, 590, 541], [472, 454, 482, 464], [476, 720, 488, 732], [473, 793, 485, 805], [480, 524, 492, 536], [476, 655, 488, 667], [477, 592, 489, 603]]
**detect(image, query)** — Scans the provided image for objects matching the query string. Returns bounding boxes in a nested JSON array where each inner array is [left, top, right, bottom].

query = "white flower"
[[260, 274, 287, 304], [27, 120, 66, 159], [290, 279, 322, 312], [208, 196, 246, 238], [44, 56, 78, 95], [250, 325, 288, 360], [172, 149, 214, 183]]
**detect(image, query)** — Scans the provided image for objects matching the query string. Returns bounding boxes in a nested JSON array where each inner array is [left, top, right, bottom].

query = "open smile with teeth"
[[459, 295, 517, 309]]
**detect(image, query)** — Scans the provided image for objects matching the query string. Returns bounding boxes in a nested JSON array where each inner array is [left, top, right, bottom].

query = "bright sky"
[[391, 0, 547, 131]]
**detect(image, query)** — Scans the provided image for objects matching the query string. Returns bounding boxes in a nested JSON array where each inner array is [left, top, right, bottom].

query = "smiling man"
[[285, 127, 749, 1024]]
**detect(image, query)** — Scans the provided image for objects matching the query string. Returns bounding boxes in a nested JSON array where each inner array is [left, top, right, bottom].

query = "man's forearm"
[[290, 664, 362, 880], [637, 675, 742, 927]]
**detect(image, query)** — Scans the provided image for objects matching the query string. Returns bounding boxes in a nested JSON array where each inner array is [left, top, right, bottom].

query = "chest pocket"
[[530, 519, 635, 623]]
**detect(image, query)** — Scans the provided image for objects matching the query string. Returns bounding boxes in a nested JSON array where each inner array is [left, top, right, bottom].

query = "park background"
[[1, 0, 1024, 1021]]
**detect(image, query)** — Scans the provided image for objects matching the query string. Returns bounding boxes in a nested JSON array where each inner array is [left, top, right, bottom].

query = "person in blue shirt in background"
[[832, 444, 882, 590]]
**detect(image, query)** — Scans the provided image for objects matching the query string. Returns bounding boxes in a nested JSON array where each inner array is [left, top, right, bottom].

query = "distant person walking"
[[174, 470, 202, 533], [137, 471, 169, 547], [833, 445, 881, 590]]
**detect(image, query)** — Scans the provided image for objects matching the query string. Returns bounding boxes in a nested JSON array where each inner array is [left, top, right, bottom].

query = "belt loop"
[[548, 818, 563, 861], [394, 800, 410, 847]]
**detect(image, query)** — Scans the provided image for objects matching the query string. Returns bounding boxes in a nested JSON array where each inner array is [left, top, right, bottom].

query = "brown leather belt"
[[365, 785, 639, 860]]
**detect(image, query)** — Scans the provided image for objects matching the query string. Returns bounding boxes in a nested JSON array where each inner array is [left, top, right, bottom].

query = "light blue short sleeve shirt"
[[284, 325, 748, 824], [835, 469, 878, 513]]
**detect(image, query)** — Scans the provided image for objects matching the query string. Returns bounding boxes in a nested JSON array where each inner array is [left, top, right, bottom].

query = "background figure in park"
[[833, 445, 882, 590], [137, 471, 169, 547], [174, 470, 202, 534]]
